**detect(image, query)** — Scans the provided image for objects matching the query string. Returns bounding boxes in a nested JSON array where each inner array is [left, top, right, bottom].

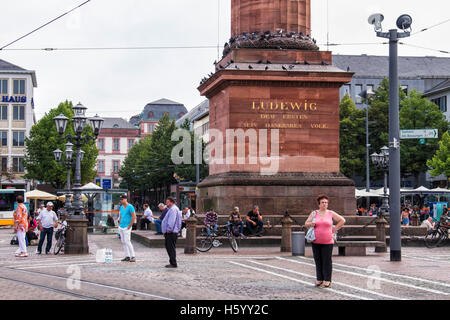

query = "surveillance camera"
[[368, 13, 384, 32], [396, 14, 412, 31]]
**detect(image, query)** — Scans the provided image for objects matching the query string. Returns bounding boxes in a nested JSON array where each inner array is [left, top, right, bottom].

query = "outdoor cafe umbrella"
[[57, 194, 88, 202], [24, 189, 58, 211]]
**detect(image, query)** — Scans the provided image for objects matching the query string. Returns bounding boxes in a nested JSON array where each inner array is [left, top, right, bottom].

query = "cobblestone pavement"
[[0, 227, 449, 300]]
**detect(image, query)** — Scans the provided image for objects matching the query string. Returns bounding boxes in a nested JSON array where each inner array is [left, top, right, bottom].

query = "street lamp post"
[[53, 103, 104, 254], [371, 146, 390, 216], [53, 142, 74, 211], [368, 13, 412, 262]]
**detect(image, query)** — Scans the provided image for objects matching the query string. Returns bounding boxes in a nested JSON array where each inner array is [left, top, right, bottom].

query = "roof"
[[0, 59, 37, 87], [333, 55, 450, 79], [102, 117, 138, 129], [176, 99, 209, 126], [130, 98, 188, 124], [424, 79, 450, 96]]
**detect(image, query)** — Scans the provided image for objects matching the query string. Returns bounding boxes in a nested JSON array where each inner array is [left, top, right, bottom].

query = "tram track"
[[0, 265, 173, 300]]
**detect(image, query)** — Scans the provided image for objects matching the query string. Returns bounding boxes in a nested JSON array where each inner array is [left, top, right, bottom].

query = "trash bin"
[[292, 231, 305, 256]]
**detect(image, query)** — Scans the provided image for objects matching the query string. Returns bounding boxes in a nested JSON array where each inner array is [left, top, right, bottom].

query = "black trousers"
[[140, 218, 151, 230], [164, 232, 178, 266], [311, 243, 333, 282]]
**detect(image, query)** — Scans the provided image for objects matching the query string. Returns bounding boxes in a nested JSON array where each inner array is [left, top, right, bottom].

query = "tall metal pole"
[[65, 161, 72, 211], [72, 140, 83, 216], [388, 29, 401, 261], [366, 107, 370, 208]]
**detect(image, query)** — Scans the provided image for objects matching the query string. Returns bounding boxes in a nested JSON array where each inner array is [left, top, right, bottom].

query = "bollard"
[[281, 215, 293, 252], [375, 215, 388, 253], [184, 215, 198, 254], [292, 231, 305, 256]]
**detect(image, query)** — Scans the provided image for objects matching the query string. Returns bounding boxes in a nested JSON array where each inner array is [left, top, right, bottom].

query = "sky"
[[0, 0, 448, 121]]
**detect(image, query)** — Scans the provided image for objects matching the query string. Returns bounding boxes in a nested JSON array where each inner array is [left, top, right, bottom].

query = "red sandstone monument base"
[[197, 1, 355, 217]]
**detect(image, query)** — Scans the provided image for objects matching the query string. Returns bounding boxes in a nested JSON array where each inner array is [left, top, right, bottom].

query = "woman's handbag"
[[305, 211, 317, 243]]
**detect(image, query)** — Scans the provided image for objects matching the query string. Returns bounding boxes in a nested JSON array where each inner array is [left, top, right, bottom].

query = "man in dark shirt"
[[152, 203, 168, 235], [246, 205, 264, 236]]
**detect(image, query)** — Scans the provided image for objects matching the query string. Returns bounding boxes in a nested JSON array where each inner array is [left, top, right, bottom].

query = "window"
[[13, 80, 25, 95], [367, 84, 375, 93], [128, 139, 134, 150], [97, 138, 104, 150], [431, 96, 447, 113], [1, 157, 7, 172], [13, 105, 25, 120], [343, 84, 351, 97], [0, 131, 7, 146], [202, 122, 209, 136], [147, 111, 154, 118], [113, 124, 119, 128], [12, 157, 24, 172], [12, 131, 24, 147], [113, 160, 119, 173], [0, 106, 7, 120], [148, 124, 154, 132], [97, 160, 104, 173], [355, 85, 363, 104], [113, 138, 119, 151], [0, 80, 7, 94]]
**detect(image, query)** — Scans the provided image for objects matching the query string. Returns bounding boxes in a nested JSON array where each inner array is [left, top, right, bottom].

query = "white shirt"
[[36, 209, 58, 228], [421, 219, 433, 231], [143, 207, 153, 222], [183, 209, 191, 220]]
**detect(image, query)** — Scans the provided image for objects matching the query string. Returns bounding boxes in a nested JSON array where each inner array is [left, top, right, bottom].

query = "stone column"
[[184, 216, 198, 254], [65, 218, 89, 254], [281, 215, 293, 252], [375, 215, 388, 253]]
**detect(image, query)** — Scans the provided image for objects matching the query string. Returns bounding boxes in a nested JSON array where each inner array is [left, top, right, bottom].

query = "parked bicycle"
[[424, 219, 449, 248], [196, 224, 241, 253], [53, 222, 72, 255]]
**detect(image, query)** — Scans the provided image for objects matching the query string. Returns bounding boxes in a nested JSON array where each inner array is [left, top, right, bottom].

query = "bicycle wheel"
[[228, 235, 239, 252], [436, 230, 449, 247], [53, 236, 64, 255], [197, 235, 213, 252], [424, 229, 442, 248]]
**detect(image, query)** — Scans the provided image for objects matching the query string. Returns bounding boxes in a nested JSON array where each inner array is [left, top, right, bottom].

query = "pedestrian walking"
[[162, 197, 182, 268], [14, 195, 28, 257], [36, 202, 58, 255], [118, 194, 136, 262], [305, 194, 346, 288]]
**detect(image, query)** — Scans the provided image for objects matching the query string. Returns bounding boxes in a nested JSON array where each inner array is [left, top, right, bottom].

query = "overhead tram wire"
[[410, 18, 450, 36], [2, 45, 218, 52], [399, 42, 450, 55], [0, 0, 92, 50]]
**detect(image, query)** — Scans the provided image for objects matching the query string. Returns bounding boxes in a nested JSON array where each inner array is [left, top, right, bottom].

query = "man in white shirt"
[[140, 203, 153, 230], [421, 217, 435, 231], [36, 202, 58, 254]]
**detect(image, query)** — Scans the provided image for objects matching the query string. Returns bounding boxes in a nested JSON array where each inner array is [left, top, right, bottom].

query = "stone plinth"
[[65, 218, 89, 254]]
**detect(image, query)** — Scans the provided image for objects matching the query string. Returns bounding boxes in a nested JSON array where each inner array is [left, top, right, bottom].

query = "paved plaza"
[[0, 227, 449, 300]]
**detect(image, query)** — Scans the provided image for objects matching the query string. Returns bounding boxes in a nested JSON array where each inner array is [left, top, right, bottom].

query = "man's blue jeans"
[[154, 219, 162, 233], [246, 220, 263, 234], [227, 221, 244, 234], [206, 224, 218, 235], [37, 227, 54, 253]]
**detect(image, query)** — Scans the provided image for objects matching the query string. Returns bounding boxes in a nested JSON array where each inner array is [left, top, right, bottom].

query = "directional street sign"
[[400, 129, 438, 139]]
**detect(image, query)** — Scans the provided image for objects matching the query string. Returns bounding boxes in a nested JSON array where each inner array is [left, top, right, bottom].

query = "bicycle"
[[424, 220, 449, 248], [53, 222, 72, 255], [196, 224, 241, 253]]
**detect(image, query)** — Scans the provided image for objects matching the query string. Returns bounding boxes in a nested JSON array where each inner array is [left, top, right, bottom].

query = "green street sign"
[[419, 139, 426, 145], [400, 129, 438, 139]]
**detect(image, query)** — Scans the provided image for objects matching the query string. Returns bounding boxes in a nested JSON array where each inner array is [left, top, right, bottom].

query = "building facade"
[[333, 54, 450, 121], [130, 98, 188, 136], [0, 59, 37, 190], [95, 118, 139, 189]]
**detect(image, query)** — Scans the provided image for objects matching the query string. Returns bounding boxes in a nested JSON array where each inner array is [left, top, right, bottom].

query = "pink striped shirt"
[[313, 210, 334, 245]]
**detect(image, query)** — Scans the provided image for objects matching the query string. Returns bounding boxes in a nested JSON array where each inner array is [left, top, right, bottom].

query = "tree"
[[427, 131, 450, 179], [119, 114, 208, 196], [367, 79, 449, 186], [339, 94, 366, 178], [399, 90, 449, 184], [24, 101, 99, 189]]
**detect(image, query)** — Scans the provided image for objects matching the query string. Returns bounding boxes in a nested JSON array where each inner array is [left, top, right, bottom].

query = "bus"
[[0, 189, 26, 226]]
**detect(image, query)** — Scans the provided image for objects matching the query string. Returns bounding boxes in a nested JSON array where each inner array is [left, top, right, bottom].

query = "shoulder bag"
[[305, 211, 316, 243]]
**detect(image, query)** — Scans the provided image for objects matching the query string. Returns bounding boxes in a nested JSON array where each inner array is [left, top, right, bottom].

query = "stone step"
[[193, 215, 379, 225]]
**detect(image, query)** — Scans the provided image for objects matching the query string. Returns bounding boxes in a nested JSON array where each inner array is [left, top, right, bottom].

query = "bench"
[[336, 241, 386, 256], [87, 226, 118, 234]]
